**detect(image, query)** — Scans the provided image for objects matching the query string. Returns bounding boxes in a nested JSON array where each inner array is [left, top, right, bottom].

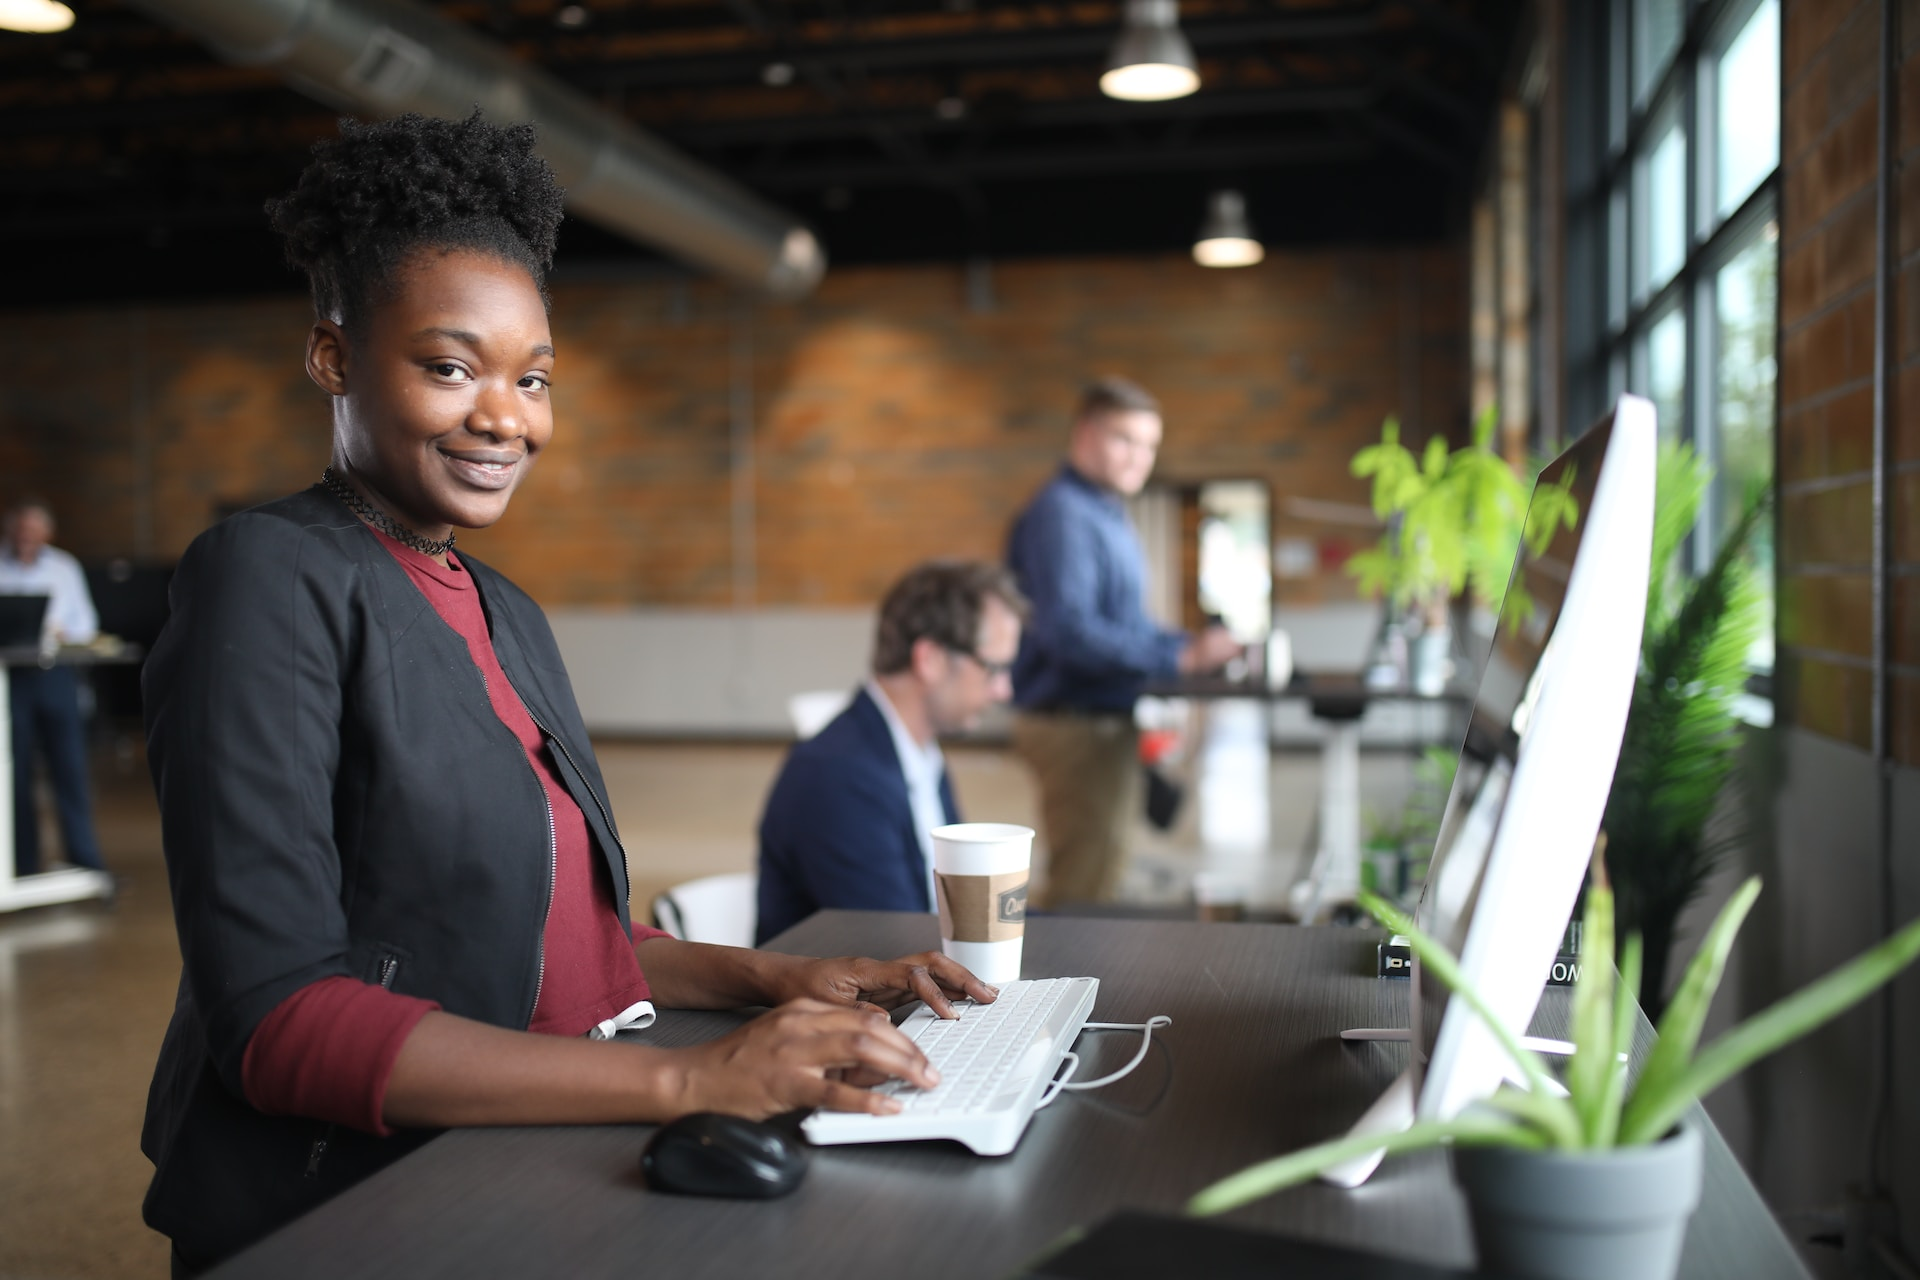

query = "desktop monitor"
[[1321, 394, 1656, 1186]]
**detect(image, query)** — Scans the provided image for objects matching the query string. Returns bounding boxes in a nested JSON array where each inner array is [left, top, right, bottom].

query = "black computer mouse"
[[639, 1112, 810, 1199]]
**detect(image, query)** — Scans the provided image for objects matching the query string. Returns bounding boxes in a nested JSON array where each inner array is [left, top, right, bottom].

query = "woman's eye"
[[520, 374, 550, 391], [428, 362, 470, 381]]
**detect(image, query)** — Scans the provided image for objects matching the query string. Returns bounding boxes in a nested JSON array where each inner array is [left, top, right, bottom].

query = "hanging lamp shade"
[[1193, 190, 1264, 267], [1100, 0, 1199, 102], [0, 0, 73, 31]]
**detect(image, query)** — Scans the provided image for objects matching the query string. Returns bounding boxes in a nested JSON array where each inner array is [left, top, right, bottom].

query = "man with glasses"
[[756, 561, 1028, 944], [1007, 378, 1240, 908]]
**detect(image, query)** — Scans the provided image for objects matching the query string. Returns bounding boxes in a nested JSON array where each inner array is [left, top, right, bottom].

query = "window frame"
[[1565, 0, 1779, 683], [1590, 0, 1779, 481]]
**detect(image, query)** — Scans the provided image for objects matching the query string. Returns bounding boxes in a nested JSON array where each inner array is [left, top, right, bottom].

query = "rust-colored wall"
[[1776, 0, 1920, 766], [0, 249, 1463, 608]]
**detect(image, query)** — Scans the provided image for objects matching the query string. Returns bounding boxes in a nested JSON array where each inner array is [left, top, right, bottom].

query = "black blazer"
[[140, 487, 629, 1268], [754, 687, 959, 944]]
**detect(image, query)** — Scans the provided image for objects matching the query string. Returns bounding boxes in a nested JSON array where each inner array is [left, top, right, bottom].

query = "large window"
[[1573, 0, 1779, 673]]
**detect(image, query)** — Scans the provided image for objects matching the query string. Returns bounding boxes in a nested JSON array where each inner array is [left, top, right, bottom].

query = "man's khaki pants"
[[1012, 710, 1140, 909]]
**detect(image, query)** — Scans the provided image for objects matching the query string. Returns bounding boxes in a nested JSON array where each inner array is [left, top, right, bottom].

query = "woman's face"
[[308, 247, 556, 537]]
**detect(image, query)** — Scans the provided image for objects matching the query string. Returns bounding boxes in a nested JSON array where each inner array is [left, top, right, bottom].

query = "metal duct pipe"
[[126, 0, 826, 298]]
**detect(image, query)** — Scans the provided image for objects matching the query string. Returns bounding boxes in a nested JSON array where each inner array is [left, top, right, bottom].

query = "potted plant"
[[1362, 744, 1457, 900], [1603, 442, 1770, 1015], [1346, 406, 1561, 693], [1185, 866, 1920, 1280]]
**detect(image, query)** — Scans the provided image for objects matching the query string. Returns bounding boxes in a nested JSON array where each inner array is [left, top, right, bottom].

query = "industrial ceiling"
[[1, 0, 1522, 305]]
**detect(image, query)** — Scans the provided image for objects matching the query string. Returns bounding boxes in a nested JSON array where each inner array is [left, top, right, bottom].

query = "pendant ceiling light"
[[0, 0, 73, 31], [1100, 0, 1199, 102], [1193, 190, 1264, 267]]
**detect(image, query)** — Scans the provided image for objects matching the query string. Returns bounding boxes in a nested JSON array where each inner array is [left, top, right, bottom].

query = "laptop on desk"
[[0, 595, 49, 650]]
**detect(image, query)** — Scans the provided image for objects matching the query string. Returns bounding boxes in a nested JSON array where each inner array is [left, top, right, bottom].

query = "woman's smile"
[[439, 445, 524, 491]]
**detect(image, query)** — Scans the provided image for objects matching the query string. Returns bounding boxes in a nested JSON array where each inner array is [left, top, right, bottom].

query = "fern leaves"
[[1604, 441, 1769, 1009]]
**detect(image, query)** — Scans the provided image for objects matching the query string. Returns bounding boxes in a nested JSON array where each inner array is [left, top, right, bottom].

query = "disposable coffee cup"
[[931, 823, 1032, 984]]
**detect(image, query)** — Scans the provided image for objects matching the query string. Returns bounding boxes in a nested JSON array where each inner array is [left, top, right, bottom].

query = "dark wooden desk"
[[205, 914, 1809, 1280]]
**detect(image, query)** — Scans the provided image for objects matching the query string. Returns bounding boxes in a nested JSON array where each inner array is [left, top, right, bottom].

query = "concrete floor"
[[0, 716, 1420, 1279]]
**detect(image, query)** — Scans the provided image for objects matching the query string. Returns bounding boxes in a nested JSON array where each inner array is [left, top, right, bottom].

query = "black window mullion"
[[1601, 0, 1760, 195]]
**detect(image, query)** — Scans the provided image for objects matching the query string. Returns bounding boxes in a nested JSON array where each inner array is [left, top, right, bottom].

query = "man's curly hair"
[[267, 111, 565, 331]]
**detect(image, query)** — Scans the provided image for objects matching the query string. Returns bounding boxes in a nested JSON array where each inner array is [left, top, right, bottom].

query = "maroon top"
[[242, 531, 666, 1135]]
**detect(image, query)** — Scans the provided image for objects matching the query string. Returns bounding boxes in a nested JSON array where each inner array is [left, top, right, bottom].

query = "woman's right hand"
[[671, 999, 939, 1119]]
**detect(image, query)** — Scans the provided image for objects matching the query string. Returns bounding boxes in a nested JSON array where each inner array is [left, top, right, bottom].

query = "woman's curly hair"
[[267, 111, 565, 330]]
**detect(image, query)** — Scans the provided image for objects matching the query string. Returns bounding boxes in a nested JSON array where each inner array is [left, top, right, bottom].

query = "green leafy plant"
[[1346, 406, 1576, 626], [1604, 442, 1769, 1015], [1186, 867, 1920, 1215]]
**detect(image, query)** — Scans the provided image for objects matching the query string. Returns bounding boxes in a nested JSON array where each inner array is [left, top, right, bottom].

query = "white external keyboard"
[[802, 976, 1099, 1156]]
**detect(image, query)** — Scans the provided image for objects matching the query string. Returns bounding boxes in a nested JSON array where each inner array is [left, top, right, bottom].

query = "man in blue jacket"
[[1007, 378, 1241, 908], [756, 561, 1027, 944]]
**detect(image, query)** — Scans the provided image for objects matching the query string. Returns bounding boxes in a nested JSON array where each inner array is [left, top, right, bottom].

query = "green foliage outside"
[[1186, 868, 1920, 1216], [1603, 442, 1769, 1015]]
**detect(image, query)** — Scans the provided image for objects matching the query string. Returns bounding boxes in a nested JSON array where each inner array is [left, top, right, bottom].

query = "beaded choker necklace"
[[318, 466, 457, 558]]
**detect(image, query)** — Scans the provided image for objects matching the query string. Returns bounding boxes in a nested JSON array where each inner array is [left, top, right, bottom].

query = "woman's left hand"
[[777, 952, 998, 1019]]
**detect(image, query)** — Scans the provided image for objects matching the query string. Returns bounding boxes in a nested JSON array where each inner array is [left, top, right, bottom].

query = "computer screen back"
[[1416, 421, 1601, 963], [1409, 398, 1655, 1122]]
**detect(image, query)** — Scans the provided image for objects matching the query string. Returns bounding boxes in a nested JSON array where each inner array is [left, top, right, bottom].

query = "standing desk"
[[204, 913, 1810, 1279], [1145, 671, 1471, 917], [0, 645, 131, 913]]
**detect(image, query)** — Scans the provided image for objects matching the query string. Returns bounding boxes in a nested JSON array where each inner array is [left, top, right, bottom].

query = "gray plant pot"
[[1452, 1121, 1703, 1280]]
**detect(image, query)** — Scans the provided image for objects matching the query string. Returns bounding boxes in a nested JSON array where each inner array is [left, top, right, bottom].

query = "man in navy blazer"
[[757, 562, 1027, 944]]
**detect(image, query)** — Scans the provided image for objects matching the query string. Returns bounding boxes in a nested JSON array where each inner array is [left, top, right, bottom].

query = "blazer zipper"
[[474, 603, 628, 878], [479, 667, 557, 1028], [306, 955, 401, 1178], [516, 697, 629, 869], [529, 788, 555, 1023]]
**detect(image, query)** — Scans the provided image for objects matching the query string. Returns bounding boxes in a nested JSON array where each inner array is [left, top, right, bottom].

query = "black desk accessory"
[[0, 594, 49, 649], [639, 1112, 809, 1199], [1021, 1211, 1512, 1279]]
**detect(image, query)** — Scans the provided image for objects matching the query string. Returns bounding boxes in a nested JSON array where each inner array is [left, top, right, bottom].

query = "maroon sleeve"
[[241, 976, 441, 1136], [630, 921, 672, 944]]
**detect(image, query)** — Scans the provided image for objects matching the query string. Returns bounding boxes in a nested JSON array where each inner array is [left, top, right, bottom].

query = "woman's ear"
[[306, 319, 350, 397]]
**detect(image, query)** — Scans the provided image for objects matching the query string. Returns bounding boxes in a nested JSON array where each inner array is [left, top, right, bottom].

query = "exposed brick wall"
[[0, 249, 1463, 609], [1777, 0, 1920, 765], [1900, 0, 1920, 768]]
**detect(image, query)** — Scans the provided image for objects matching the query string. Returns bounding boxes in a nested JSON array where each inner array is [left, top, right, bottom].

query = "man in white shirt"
[[1, 499, 107, 876], [756, 562, 1026, 943]]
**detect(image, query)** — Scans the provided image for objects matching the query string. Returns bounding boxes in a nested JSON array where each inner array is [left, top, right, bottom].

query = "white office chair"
[[787, 689, 853, 740], [650, 872, 759, 948]]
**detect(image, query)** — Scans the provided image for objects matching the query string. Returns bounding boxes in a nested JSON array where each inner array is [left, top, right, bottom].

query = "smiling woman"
[[307, 254, 557, 552], [266, 112, 564, 552], [138, 112, 995, 1277]]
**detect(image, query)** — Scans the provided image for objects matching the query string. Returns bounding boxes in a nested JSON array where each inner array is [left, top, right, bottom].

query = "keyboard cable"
[[1035, 1017, 1173, 1109]]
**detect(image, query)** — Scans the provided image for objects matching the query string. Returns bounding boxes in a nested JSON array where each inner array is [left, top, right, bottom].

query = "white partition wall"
[[549, 601, 1458, 743], [548, 607, 875, 736]]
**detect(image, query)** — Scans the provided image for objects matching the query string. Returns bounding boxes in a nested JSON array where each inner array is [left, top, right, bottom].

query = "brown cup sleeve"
[[935, 870, 1029, 943]]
